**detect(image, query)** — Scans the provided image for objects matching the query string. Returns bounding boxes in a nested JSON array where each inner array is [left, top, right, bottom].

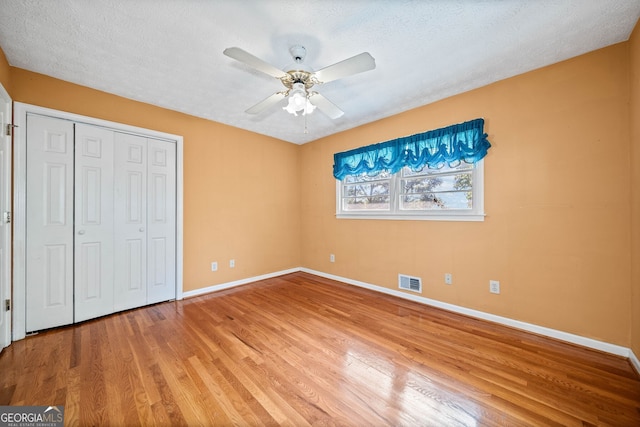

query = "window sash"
[[337, 161, 484, 221]]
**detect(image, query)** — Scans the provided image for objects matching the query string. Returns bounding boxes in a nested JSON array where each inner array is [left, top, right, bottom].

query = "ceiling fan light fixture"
[[283, 83, 315, 116], [303, 99, 316, 115]]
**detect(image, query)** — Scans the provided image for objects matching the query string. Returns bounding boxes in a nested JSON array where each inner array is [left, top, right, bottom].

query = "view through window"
[[338, 161, 483, 221]]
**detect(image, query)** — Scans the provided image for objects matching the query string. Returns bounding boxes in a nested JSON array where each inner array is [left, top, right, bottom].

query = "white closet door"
[[74, 124, 115, 322], [114, 132, 147, 311], [147, 139, 176, 304], [25, 115, 74, 332]]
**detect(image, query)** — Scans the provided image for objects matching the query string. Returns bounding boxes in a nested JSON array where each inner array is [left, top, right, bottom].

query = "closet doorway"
[[13, 103, 183, 340]]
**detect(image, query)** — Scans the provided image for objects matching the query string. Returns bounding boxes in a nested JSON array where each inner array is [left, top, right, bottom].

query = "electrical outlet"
[[490, 280, 500, 294], [444, 273, 452, 285], [230, 259, 235, 268], [330, 254, 335, 263], [211, 262, 218, 272]]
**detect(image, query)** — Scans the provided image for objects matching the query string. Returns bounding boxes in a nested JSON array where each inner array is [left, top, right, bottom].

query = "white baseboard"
[[630, 348, 640, 375], [181, 268, 301, 298], [301, 268, 639, 365]]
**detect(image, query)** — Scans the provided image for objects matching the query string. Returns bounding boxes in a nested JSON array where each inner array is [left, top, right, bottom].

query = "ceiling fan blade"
[[245, 92, 286, 114], [313, 52, 375, 84], [223, 47, 287, 79], [308, 93, 344, 119]]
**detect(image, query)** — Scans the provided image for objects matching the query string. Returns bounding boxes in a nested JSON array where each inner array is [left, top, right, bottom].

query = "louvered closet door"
[[74, 124, 115, 322], [113, 132, 148, 311], [147, 139, 176, 304], [25, 115, 75, 332]]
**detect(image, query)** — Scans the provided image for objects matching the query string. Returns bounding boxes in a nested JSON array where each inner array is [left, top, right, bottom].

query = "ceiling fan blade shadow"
[[313, 52, 375, 84], [245, 92, 286, 114], [223, 47, 287, 79], [309, 93, 344, 119]]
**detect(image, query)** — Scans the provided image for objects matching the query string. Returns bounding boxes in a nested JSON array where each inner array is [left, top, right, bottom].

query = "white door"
[[74, 124, 114, 322], [16, 104, 182, 339], [147, 139, 176, 304], [0, 84, 11, 349], [25, 115, 74, 332], [113, 132, 147, 311]]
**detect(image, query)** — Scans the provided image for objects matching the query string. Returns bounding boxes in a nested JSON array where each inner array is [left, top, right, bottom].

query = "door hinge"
[[5, 123, 17, 136], [3, 211, 10, 224], [4, 299, 9, 312]]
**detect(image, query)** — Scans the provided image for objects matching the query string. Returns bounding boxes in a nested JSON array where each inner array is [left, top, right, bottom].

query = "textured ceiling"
[[1, 0, 639, 144]]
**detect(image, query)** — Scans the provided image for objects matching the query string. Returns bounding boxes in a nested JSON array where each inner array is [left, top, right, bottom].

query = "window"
[[337, 161, 484, 221], [333, 118, 490, 221]]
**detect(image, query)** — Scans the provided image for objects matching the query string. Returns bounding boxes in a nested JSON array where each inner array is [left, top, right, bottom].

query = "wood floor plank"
[[1, 271, 639, 426], [186, 354, 251, 426]]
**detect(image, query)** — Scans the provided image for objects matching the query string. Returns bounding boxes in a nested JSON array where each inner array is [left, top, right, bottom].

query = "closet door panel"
[[25, 115, 74, 331], [25, 112, 178, 330], [114, 132, 147, 311], [147, 139, 176, 304], [74, 124, 115, 322]]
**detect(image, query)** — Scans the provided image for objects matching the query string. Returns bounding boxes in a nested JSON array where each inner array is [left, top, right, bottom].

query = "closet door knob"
[[139, 227, 145, 232], [77, 230, 85, 235]]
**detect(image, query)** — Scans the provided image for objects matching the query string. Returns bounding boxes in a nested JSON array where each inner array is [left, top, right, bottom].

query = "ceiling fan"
[[223, 45, 375, 119]]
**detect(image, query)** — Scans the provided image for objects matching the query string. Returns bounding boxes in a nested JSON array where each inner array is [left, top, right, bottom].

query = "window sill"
[[336, 213, 486, 222]]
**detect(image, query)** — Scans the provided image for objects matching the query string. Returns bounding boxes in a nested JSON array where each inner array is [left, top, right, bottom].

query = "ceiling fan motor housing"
[[281, 71, 316, 91], [281, 45, 316, 90], [289, 45, 306, 63]]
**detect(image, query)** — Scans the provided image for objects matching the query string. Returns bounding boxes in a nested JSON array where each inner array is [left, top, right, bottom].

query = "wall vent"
[[398, 274, 422, 293]]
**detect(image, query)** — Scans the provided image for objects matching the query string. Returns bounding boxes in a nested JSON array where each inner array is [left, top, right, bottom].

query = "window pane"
[[343, 179, 390, 211], [403, 172, 472, 193], [402, 163, 472, 177], [344, 171, 391, 183], [400, 194, 445, 210], [402, 176, 445, 194], [344, 182, 389, 198], [343, 196, 390, 211], [400, 191, 472, 210], [451, 172, 472, 191]]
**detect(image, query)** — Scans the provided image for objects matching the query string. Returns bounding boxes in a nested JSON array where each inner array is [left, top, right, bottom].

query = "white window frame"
[[336, 160, 485, 221]]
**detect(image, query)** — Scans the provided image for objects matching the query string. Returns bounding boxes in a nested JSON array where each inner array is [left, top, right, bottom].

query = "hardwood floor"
[[1, 271, 639, 426]]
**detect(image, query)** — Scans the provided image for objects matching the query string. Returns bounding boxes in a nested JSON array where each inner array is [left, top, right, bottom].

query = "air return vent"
[[398, 274, 422, 293]]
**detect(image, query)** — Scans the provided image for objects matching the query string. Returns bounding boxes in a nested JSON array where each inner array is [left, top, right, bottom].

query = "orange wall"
[[0, 47, 10, 94], [10, 68, 301, 292], [630, 23, 640, 358], [301, 43, 632, 346]]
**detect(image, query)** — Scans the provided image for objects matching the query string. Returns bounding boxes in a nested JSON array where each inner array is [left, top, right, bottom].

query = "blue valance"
[[333, 118, 491, 180]]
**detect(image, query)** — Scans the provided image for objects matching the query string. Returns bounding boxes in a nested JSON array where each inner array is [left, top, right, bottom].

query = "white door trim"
[[13, 102, 184, 340], [0, 83, 11, 350]]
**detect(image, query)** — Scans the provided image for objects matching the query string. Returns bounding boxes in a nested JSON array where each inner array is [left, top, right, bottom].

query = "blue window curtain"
[[333, 118, 491, 181]]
